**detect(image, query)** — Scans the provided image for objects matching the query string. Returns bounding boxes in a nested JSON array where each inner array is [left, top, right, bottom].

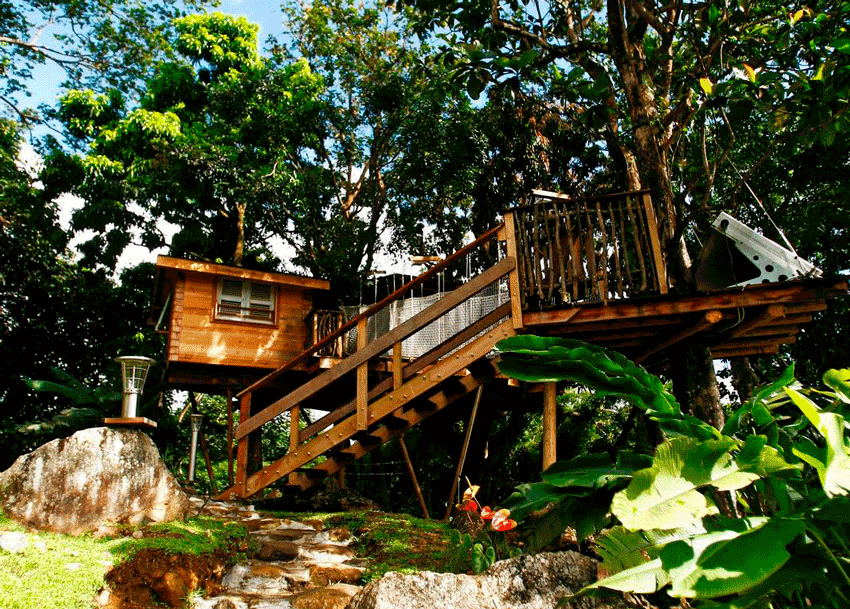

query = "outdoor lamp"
[[115, 356, 156, 418]]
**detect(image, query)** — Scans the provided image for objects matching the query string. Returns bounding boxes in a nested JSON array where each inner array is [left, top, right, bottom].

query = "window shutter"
[[219, 278, 244, 317], [247, 282, 274, 321]]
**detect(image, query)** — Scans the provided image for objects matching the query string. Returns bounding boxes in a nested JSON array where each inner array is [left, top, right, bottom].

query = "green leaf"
[[611, 437, 794, 530], [596, 522, 707, 576], [823, 369, 850, 404], [833, 37, 850, 54], [785, 387, 850, 496], [662, 518, 804, 599], [542, 452, 641, 488]]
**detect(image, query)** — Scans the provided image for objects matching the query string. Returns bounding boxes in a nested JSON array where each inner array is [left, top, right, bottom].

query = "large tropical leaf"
[[595, 521, 708, 576], [786, 387, 850, 497], [612, 437, 796, 530], [542, 452, 648, 488], [662, 517, 804, 598]]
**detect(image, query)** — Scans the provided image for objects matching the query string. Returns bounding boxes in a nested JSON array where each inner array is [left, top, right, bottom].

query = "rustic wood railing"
[[229, 225, 512, 497], [507, 189, 668, 308]]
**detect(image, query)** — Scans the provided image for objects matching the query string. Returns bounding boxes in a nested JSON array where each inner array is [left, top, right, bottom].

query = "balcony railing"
[[506, 189, 668, 309]]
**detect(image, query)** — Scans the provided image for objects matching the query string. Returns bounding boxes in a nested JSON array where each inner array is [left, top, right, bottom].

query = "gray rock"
[[346, 552, 630, 609], [0, 427, 188, 535], [0, 531, 30, 553]]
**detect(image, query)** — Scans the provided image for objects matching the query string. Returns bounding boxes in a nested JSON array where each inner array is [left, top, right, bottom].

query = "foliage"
[[452, 482, 521, 572], [496, 335, 850, 607], [1, 0, 213, 125]]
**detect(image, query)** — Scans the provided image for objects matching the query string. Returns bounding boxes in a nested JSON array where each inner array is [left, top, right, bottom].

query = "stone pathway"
[[188, 496, 364, 609]]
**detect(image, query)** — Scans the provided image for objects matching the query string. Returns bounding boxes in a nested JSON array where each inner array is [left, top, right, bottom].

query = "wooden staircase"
[[218, 226, 519, 499]]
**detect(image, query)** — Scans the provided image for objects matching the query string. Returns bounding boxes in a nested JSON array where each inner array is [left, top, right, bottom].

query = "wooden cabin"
[[151, 256, 332, 393]]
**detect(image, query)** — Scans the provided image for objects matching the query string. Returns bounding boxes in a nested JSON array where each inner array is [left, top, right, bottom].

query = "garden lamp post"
[[105, 356, 158, 429]]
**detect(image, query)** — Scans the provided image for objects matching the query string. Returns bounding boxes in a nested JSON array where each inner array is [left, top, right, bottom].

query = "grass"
[[0, 513, 246, 609], [269, 509, 471, 583]]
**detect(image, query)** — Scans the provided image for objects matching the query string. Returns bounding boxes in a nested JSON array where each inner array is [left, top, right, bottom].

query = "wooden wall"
[[166, 271, 315, 370]]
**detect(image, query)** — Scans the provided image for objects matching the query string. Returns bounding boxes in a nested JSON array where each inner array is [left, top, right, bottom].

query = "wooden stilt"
[[236, 393, 251, 497], [543, 382, 557, 470], [443, 385, 484, 521], [399, 435, 430, 520], [226, 387, 234, 487]]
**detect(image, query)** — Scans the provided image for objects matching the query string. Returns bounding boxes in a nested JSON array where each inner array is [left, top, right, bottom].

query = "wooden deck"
[[197, 190, 848, 500]]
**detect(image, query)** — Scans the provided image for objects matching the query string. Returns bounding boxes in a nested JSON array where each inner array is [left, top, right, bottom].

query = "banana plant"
[[495, 335, 850, 607]]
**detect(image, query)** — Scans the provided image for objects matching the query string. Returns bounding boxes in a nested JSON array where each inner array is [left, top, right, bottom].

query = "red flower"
[[480, 506, 495, 520], [490, 508, 517, 532], [456, 499, 478, 512]]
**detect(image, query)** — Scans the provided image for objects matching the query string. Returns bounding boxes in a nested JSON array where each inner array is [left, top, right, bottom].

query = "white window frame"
[[215, 278, 276, 324]]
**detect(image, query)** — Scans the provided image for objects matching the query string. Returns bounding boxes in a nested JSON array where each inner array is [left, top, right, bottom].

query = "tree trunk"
[[607, 0, 723, 429], [730, 357, 760, 403]]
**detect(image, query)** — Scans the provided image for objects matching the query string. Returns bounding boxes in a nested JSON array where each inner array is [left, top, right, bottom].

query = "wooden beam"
[[235, 393, 251, 497], [155, 255, 330, 290], [640, 191, 668, 295], [523, 281, 842, 329], [399, 436, 430, 520], [724, 305, 786, 342], [226, 387, 234, 487], [357, 318, 369, 431], [236, 257, 515, 440], [289, 406, 300, 453], [444, 385, 484, 521], [635, 310, 724, 364], [502, 211, 525, 329], [543, 382, 557, 470], [393, 342, 403, 390]]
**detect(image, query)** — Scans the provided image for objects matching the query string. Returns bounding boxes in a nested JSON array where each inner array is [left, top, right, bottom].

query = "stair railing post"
[[356, 317, 369, 430], [289, 405, 300, 453], [640, 191, 668, 294], [226, 387, 234, 487], [502, 211, 524, 329]]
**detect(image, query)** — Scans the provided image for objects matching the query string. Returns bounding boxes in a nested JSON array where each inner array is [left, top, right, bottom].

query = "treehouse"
[[150, 256, 333, 393], [150, 190, 847, 503]]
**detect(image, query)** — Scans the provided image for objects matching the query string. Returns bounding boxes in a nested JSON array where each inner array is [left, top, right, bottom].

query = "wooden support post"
[[337, 466, 346, 490], [399, 435, 430, 520], [502, 211, 524, 329], [235, 393, 251, 497], [543, 382, 557, 471], [393, 342, 403, 390], [443, 385, 484, 521], [357, 317, 369, 431], [289, 405, 300, 453], [226, 387, 234, 487]]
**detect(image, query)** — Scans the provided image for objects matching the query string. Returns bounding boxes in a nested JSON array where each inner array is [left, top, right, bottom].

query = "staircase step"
[[327, 448, 357, 463], [295, 467, 329, 480], [352, 431, 382, 446], [382, 413, 408, 429], [403, 396, 437, 413], [466, 358, 498, 378]]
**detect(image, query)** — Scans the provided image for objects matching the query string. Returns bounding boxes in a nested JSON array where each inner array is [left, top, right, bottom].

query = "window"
[[216, 278, 275, 323]]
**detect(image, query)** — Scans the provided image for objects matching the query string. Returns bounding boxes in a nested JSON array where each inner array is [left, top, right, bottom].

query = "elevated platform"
[[522, 276, 848, 367]]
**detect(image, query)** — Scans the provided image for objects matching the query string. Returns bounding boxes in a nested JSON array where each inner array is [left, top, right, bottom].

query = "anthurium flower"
[[456, 499, 478, 512], [490, 508, 517, 531], [480, 506, 495, 520], [462, 484, 480, 502]]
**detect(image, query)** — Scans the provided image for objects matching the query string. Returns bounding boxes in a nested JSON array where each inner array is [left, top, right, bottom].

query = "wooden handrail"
[[236, 223, 505, 398], [297, 302, 513, 442], [507, 188, 652, 213], [235, 256, 516, 439]]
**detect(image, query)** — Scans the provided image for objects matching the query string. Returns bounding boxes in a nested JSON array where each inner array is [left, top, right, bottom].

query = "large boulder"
[[347, 551, 630, 609], [0, 427, 189, 535]]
